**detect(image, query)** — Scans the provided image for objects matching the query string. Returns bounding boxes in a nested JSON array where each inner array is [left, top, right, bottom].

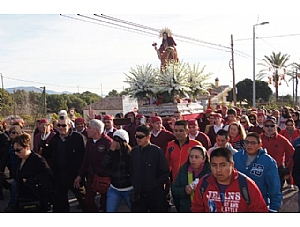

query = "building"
[[82, 95, 138, 122]]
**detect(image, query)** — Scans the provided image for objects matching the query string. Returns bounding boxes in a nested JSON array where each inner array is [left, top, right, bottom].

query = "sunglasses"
[[264, 124, 275, 128], [135, 134, 146, 139], [9, 131, 17, 134], [57, 124, 67, 128], [244, 140, 258, 145], [286, 124, 294, 126], [249, 118, 255, 121], [13, 147, 24, 153], [240, 121, 246, 124]]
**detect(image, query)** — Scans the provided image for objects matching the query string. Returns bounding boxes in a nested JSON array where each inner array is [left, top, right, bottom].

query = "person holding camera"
[[101, 129, 132, 212], [172, 145, 211, 212]]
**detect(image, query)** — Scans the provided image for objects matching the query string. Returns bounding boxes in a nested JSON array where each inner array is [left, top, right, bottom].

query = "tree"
[[46, 94, 68, 113], [257, 51, 290, 102], [227, 79, 272, 107], [106, 89, 120, 97]]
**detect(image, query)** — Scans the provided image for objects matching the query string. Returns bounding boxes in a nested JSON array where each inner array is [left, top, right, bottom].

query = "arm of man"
[[292, 146, 300, 187], [265, 158, 283, 212], [246, 178, 268, 212]]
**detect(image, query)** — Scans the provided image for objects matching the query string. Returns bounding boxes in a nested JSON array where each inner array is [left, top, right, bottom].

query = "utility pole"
[[0, 73, 3, 113], [13, 89, 16, 117], [230, 34, 237, 106], [40, 86, 46, 117], [296, 69, 298, 106]]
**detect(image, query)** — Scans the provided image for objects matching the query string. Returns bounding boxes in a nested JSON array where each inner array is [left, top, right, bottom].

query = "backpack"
[[199, 172, 250, 205]]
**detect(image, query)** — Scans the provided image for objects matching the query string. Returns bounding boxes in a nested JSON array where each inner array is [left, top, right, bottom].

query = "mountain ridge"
[[5, 86, 72, 95]]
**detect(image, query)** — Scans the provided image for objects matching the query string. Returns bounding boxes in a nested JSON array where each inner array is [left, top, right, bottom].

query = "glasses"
[[57, 124, 67, 128], [240, 121, 246, 124], [13, 147, 24, 153], [9, 131, 17, 134], [135, 134, 146, 139], [244, 140, 259, 145], [249, 118, 255, 121], [286, 124, 294, 126], [264, 124, 275, 128], [292, 115, 296, 117]]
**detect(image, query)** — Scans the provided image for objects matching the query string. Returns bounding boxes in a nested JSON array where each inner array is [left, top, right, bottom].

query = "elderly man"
[[74, 119, 112, 212], [48, 115, 87, 212]]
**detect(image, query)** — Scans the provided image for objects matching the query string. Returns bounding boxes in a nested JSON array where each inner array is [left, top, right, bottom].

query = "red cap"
[[214, 113, 222, 118], [95, 115, 102, 120], [136, 114, 143, 119], [188, 119, 198, 126], [151, 116, 162, 124], [75, 118, 85, 124], [39, 118, 49, 124], [103, 115, 113, 121], [205, 108, 213, 114]]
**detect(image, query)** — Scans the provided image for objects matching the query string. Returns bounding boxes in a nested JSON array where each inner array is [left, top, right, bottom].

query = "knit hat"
[[151, 116, 162, 124], [113, 129, 129, 143]]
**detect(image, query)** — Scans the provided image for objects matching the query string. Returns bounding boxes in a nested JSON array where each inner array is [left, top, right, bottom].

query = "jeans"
[[8, 179, 18, 207], [106, 185, 132, 212], [298, 191, 300, 212]]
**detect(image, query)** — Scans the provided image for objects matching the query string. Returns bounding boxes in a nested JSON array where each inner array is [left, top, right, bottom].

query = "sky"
[[1, 1, 300, 99]]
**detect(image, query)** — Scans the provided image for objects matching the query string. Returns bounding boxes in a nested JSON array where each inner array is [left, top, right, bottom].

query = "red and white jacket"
[[191, 169, 268, 213]]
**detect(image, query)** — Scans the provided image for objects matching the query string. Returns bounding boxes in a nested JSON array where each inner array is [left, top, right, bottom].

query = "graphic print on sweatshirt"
[[250, 163, 264, 177], [207, 190, 241, 212]]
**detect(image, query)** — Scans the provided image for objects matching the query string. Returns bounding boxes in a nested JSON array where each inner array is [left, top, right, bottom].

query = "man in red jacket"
[[191, 147, 268, 213], [260, 116, 295, 190]]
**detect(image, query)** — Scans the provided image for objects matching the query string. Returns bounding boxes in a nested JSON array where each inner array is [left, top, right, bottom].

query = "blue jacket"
[[233, 148, 282, 212]]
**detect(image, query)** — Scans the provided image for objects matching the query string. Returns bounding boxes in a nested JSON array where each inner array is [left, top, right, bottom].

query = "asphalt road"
[[0, 181, 298, 213]]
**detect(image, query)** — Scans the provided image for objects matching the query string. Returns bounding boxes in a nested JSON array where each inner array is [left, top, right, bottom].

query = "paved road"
[[1, 181, 298, 212]]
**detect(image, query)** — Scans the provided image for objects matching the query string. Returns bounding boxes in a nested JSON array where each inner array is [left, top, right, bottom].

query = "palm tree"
[[257, 51, 290, 102]]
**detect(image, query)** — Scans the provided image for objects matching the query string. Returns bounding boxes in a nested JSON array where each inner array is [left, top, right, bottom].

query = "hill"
[[5, 86, 72, 95]]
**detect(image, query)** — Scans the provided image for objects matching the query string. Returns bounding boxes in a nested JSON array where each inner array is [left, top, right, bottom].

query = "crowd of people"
[[0, 104, 299, 213]]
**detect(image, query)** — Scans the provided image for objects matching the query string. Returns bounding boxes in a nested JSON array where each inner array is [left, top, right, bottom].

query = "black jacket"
[[130, 143, 169, 193], [48, 130, 85, 182], [15, 152, 54, 212], [101, 148, 131, 189], [293, 146, 300, 187]]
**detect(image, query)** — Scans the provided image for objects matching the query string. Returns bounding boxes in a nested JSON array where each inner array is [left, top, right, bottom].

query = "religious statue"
[[153, 28, 178, 69]]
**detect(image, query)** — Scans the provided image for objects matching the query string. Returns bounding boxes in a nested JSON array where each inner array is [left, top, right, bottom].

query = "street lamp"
[[253, 21, 269, 108]]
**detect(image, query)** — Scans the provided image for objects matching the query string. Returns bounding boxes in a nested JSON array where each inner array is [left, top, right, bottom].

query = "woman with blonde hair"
[[228, 121, 246, 151], [239, 115, 254, 134]]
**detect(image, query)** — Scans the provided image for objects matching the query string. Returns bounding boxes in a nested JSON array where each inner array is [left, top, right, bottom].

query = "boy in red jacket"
[[191, 147, 268, 213]]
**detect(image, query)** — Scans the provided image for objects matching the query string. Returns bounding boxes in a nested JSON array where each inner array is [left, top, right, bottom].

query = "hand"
[[185, 185, 193, 195], [110, 141, 120, 151], [23, 178, 27, 183], [74, 176, 81, 188]]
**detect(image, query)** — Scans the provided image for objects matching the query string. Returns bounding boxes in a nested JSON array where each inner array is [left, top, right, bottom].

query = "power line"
[[235, 33, 300, 41], [71, 14, 251, 58]]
